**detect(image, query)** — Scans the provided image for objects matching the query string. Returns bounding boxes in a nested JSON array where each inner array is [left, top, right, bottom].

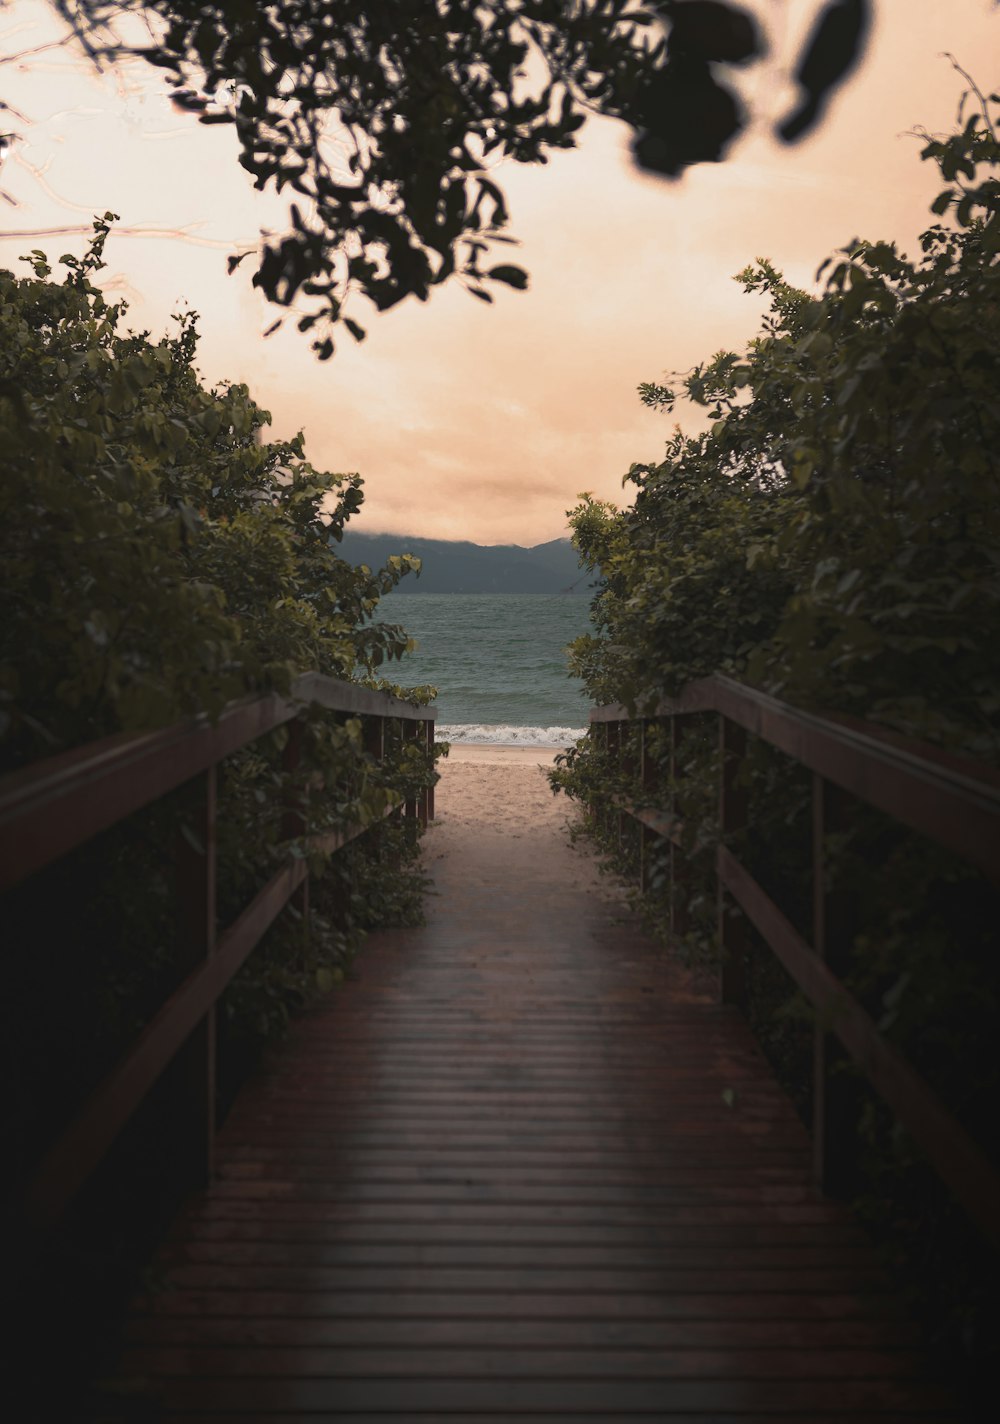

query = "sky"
[[1, 1, 997, 545]]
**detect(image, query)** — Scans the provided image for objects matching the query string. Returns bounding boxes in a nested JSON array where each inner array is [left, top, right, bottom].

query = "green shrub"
[[1, 217, 441, 1191]]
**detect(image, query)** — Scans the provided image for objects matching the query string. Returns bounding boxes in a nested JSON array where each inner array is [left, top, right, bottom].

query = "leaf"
[[487, 264, 529, 290], [778, 0, 872, 144]]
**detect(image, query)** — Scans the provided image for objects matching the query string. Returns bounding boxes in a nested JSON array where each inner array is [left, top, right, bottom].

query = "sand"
[[432, 743, 567, 833], [425, 742, 626, 904], [440, 743, 563, 767]]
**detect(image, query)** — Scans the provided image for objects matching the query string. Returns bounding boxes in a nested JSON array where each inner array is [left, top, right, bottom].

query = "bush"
[[1, 217, 441, 1235]]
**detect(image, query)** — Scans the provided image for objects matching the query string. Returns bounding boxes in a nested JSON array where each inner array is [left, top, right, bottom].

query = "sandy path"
[[424, 743, 627, 906]]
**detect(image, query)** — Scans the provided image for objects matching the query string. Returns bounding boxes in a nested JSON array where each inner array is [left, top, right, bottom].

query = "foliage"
[[1, 220, 442, 1210], [552, 83, 1000, 1368], [567, 80, 1000, 757], [0, 212, 425, 765], [48, 0, 873, 355]]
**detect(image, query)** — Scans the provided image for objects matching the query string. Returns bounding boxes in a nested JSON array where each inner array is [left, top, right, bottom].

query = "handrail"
[[591, 674, 1000, 881], [0, 673, 432, 893], [2, 673, 437, 1231], [588, 677, 1000, 1251]]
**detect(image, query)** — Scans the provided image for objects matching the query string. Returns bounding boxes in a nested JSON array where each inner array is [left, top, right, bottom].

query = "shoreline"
[[439, 743, 566, 766]]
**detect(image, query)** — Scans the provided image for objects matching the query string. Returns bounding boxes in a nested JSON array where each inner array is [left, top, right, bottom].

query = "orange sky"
[[2, 1, 997, 544]]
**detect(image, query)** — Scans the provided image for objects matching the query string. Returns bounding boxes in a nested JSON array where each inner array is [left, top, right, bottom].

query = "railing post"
[[174, 765, 217, 1186], [718, 716, 748, 1007], [363, 713, 385, 765], [639, 720, 657, 893], [595, 721, 610, 838], [362, 715, 386, 864], [619, 719, 637, 853], [424, 718, 435, 824], [282, 715, 309, 934], [403, 719, 419, 825], [669, 716, 686, 937], [601, 722, 611, 837], [812, 774, 859, 1195], [611, 720, 625, 845]]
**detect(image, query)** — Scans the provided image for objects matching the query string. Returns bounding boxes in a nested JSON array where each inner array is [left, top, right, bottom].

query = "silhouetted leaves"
[[570, 86, 1000, 753], [779, 0, 872, 142], [658, 1, 763, 65], [1, 220, 435, 766], [487, 264, 530, 289], [57, 2, 874, 353], [632, 54, 743, 175]]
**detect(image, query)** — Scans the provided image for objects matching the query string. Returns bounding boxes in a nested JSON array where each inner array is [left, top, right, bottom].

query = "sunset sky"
[[2, 1, 997, 544]]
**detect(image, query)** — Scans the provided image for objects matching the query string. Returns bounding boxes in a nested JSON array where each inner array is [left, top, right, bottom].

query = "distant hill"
[[335, 533, 595, 594]]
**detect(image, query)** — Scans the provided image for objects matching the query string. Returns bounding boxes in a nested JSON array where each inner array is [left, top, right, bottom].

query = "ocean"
[[375, 593, 594, 746]]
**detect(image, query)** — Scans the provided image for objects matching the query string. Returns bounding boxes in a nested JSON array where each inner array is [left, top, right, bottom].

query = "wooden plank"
[[177, 1199, 860, 1227], [144, 1415, 931, 1424], [200, 1183, 836, 1207], [120, 1315, 917, 1349], [107, 771, 958, 1419], [116, 1343, 923, 1381], [130, 1288, 907, 1323], [168, 1218, 868, 1247], [100, 1375, 952, 1414], [160, 1240, 876, 1271], [212, 1146, 810, 1169], [146, 1270, 894, 1304], [122, 1416, 931, 1424], [294, 671, 434, 723]]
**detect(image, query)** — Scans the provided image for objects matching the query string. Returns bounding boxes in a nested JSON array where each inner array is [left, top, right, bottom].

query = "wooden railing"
[[590, 674, 1000, 1251], [0, 673, 436, 1231]]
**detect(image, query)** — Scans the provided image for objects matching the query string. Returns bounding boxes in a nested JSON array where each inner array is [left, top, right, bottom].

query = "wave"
[[436, 723, 586, 747]]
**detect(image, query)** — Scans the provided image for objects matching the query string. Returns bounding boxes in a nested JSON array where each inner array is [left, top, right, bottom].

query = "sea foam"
[[436, 724, 586, 748]]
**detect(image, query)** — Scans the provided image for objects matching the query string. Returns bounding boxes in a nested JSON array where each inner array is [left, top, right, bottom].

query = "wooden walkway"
[[112, 760, 957, 1421]]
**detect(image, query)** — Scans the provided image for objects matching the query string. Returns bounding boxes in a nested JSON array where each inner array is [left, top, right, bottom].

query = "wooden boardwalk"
[[113, 761, 957, 1421]]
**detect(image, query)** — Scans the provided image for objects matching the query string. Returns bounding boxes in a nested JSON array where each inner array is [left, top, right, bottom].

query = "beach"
[[424, 742, 628, 906], [431, 742, 568, 839], [440, 743, 563, 766]]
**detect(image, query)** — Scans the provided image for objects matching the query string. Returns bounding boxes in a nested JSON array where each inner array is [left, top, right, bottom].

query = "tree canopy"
[[567, 80, 1000, 758], [48, 1, 874, 356], [1, 218, 440, 1223], [0, 212, 425, 767]]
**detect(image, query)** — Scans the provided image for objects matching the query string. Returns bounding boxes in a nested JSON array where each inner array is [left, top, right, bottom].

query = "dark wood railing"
[[0, 673, 436, 1231], [590, 674, 1000, 1251]]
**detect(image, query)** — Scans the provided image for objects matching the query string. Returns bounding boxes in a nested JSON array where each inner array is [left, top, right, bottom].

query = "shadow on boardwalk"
[[108, 756, 959, 1420]]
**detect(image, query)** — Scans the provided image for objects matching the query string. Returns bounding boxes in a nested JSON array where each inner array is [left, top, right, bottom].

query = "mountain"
[[335, 533, 594, 594]]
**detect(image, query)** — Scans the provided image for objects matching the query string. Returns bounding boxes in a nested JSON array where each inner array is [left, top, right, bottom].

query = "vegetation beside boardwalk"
[[552, 86, 1000, 1371], [0, 223, 440, 1368]]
